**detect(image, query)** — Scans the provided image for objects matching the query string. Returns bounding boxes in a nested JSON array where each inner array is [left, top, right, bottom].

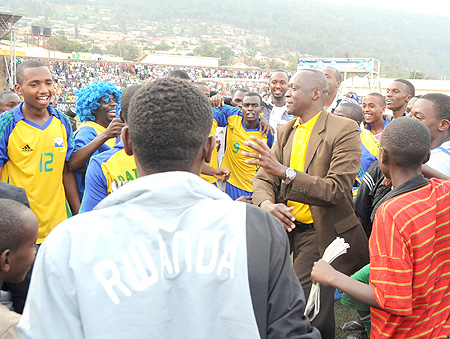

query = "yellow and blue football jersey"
[[214, 105, 273, 193], [73, 121, 119, 198], [80, 141, 137, 212], [0, 103, 74, 243]]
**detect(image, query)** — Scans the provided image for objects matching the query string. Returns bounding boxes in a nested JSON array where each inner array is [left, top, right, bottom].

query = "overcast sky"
[[317, 0, 450, 17]]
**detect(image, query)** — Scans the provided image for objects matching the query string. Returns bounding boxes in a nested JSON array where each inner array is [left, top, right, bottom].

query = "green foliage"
[[54, 35, 90, 53], [214, 46, 234, 65], [105, 42, 140, 61], [193, 43, 234, 65], [193, 42, 216, 57], [154, 41, 172, 51]]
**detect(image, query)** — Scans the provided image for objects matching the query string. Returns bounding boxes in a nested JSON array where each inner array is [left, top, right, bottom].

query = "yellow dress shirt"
[[287, 111, 321, 224]]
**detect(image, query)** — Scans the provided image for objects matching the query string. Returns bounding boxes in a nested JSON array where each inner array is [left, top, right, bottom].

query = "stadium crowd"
[[0, 58, 450, 339], [5, 58, 274, 102]]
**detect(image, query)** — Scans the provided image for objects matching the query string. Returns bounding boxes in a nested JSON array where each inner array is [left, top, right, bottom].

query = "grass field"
[[334, 299, 363, 339]]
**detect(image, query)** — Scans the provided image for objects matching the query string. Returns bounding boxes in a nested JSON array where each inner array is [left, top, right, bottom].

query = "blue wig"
[[75, 81, 122, 122]]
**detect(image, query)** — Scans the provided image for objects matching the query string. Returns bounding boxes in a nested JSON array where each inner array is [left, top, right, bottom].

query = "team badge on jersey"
[[54, 137, 64, 148]]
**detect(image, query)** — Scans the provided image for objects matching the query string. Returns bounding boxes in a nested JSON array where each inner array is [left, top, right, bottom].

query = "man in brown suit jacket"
[[243, 69, 369, 339]]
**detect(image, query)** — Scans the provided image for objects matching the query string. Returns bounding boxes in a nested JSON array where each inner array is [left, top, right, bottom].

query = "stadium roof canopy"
[[0, 13, 23, 40]]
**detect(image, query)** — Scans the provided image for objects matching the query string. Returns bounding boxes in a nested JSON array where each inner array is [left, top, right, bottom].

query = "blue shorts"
[[225, 182, 252, 200]]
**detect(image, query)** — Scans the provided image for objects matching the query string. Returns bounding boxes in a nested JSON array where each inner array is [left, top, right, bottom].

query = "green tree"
[[193, 42, 216, 57], [54, 35, 90, 53], [214, 46, 234, 66], [90, 45, 104, 54], [106, 42, 140, 61], [155, 41, 172, 51]]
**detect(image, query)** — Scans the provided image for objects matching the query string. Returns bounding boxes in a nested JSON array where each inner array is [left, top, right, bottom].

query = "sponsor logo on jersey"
[[21, 144, 33, 152]]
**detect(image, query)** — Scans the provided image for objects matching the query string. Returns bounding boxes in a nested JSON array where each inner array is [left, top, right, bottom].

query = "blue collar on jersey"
[[13, 102, 58, 123]]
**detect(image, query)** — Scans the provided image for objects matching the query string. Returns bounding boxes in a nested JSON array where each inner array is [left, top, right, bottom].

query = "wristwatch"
[[283, 167, 296, 185]]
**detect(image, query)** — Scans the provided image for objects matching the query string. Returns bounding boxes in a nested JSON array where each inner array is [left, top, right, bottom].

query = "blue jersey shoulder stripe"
[[0, 111, 15, 141]]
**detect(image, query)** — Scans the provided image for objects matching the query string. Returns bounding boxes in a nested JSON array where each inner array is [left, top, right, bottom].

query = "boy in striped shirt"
[[311, 117, 450, 339]]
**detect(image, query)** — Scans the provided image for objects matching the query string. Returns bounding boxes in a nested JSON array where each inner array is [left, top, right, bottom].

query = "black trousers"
[[289, 227, 336, 339]]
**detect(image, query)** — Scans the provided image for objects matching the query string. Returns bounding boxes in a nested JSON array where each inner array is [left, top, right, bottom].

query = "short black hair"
[[324, 67, 341, 82], [0, 199, 33, 253], [393, 79, 415, 97], [366, 92, 386, 106], [270, 70, 289, 81], [120, 85, 143, 123], [192, 81, 208, 87], [128, 78, 212, 173], [381, 117, 430, 169], [0, 90, 19, 101], [231, 87, 249, 97], [167, 70, 191, 81], [420, 93, 450, 121], [16, 60, 48, 85], [243, 91, 262, 106], [336, 102, 363, 124]]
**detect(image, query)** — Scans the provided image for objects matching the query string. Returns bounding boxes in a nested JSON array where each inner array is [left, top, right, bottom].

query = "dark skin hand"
[[212, 168, 231, 182], [210, 95, 225, 108], [236, 195, 252, 204], [258, 117, 275, 136], [241, 135, 296, 231]]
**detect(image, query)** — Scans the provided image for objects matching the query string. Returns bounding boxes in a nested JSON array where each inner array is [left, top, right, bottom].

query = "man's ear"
[[14, 84, 23, 97], [380, 147, 389, 166], [312, 88, 322, 101], [202, 135, 216, 164], [122, 126, 134, 156], [439, 119, 450, 132], [0, 249, 11, 273], [406, 94, 413, 102]]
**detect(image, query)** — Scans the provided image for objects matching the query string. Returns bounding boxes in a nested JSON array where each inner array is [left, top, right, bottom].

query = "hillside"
[[1, 0, 450, 78]]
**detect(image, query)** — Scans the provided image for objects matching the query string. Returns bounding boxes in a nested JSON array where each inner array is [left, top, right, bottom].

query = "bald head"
[[286, 70, 329, 119], [334, 103, 364, 124]]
